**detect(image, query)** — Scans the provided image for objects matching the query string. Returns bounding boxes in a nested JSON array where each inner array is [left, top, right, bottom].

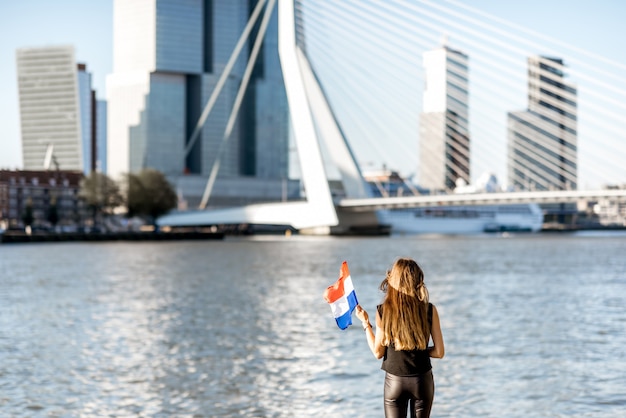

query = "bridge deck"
[[338, 189, 626, 212]]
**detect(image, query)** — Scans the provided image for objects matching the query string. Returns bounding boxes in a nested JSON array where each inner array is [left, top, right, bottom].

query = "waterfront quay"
[[0, 229, 225, 244]]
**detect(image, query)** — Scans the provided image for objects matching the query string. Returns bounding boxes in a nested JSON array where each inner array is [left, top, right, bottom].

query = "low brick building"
[[0, 170, 85, 230]]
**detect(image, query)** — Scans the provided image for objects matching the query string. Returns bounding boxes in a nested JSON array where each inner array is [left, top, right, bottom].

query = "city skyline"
[[2, 0, 626, 189]]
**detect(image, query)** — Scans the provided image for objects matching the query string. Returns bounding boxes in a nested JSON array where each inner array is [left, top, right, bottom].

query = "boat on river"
[[377, 203, 544, 234], [363, 169, 544, 234]]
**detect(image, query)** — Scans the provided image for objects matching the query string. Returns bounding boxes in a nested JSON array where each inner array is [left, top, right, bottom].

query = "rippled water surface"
[[1, 233, 626, 417]]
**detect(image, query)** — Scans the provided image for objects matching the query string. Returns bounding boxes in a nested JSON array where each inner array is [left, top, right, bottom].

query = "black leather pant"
[[383, 370, 434, 418]]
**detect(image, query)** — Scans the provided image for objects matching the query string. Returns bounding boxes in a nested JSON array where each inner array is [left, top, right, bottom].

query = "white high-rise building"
[[16, 46, 102, 174], [507, 56, 577, 191], [418, 44, 470, 191], [106, 0, 290, 207]]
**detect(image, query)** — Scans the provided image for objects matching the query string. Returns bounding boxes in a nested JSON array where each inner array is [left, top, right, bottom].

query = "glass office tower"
[[77, 63, 94, 173], [106, 0, 289, 206], [418, 45, 470, 192], [507, 56, 577, 191], [96, 100, 108, 173]]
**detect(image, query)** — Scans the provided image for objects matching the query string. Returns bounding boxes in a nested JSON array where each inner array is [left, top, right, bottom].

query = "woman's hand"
[[355, 305, 369, 325]]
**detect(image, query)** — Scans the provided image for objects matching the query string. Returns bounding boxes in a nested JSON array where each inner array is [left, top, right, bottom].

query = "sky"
[[0, 0, 112, 170], [1, 0, 625, 187]]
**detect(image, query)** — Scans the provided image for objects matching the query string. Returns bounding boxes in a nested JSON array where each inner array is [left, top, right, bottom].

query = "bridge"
[[338, 189, 626, 212], [157, 0, 626, 234]]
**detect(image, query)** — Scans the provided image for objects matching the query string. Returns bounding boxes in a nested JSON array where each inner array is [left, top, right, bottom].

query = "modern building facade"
[[77, 63, 95, 172], [106, 0, 290, 207], [16, 46, 103, 175], [507, 56, 577, 191], [96, 100, 108, 173], [418, 44, 470, 192]]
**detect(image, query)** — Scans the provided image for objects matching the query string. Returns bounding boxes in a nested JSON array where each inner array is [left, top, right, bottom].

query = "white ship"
[[378, 204, 544, 234], [364, 170, 544, 234]]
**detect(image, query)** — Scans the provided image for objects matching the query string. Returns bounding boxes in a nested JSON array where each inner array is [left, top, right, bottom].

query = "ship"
[[363, 169, 544, 234], [376, 204, 543, 234]]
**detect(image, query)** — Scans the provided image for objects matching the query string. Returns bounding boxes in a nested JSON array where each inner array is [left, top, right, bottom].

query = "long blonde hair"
[[379, 258, 430, 350]]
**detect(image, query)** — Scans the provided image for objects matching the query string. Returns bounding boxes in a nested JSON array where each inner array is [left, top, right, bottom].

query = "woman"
[[355, 257, 444, 418]]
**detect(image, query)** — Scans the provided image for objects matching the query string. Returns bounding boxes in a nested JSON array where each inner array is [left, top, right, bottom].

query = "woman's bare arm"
[[355, 305, 386, 359], [428, 304, 445, 358]]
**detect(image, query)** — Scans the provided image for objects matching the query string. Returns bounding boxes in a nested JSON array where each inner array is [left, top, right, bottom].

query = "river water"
[[1, 232, 625, 417]]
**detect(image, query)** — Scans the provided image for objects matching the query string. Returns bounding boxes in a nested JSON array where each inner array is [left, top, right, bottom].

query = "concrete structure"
[[106, 0, 289, 207], [507, 56, 577, 191], [16, 46, 101, 175], [419, 44, 470, 192]]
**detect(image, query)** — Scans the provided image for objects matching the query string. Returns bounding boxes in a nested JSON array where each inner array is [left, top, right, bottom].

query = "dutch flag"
[[323, 261, 359, 330]]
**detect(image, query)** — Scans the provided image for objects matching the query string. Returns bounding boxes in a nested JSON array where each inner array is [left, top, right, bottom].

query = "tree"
[[126, 169, 178, 225], [79, 172, 125, 225]]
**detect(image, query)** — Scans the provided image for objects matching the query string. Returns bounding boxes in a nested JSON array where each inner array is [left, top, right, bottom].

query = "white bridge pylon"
[[157, 0, 377, 234]]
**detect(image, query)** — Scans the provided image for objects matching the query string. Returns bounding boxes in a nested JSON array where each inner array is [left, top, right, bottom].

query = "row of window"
[[7, 187, 78, 197], [510, 148, 576, 190], [3, 196, 80, 208], [510, 128, 577, 173], [510, 112, 577, 154], [539, 87, 577, 108], [2, 177, 73, 186]]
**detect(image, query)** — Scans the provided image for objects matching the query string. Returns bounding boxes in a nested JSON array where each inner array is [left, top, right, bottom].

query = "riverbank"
[[0, 230, 224, 244], [541, 222, 626, 232]]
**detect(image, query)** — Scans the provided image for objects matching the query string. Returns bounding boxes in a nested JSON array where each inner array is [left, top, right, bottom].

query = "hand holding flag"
[[323, 261, 359, 330]]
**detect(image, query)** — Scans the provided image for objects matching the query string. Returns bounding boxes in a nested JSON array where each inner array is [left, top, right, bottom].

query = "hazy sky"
[[1, 0, 625, 186]]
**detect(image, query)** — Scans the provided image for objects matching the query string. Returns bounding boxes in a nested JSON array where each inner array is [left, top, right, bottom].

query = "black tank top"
[[377, 303, 433, 376]]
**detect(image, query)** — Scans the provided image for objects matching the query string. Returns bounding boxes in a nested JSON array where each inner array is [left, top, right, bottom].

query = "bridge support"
[[157, 0, 384, 235]]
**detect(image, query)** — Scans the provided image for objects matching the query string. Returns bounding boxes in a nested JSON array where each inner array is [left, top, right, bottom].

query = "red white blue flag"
[[323, 261, 359, 330]]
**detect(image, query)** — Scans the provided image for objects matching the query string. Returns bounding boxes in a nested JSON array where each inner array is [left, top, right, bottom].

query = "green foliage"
[[126, 169, 178, 223], [79, 172, 125, 215]]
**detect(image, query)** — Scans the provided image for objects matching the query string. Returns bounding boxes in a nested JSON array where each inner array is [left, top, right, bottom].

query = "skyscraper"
[[16, 46, 99, 174], [106, 0, 289, 207], [418, 44, 470, 192], [77, 63, 94, 172], [96, 100, 108, 173], [507, 56, 577, 191]]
